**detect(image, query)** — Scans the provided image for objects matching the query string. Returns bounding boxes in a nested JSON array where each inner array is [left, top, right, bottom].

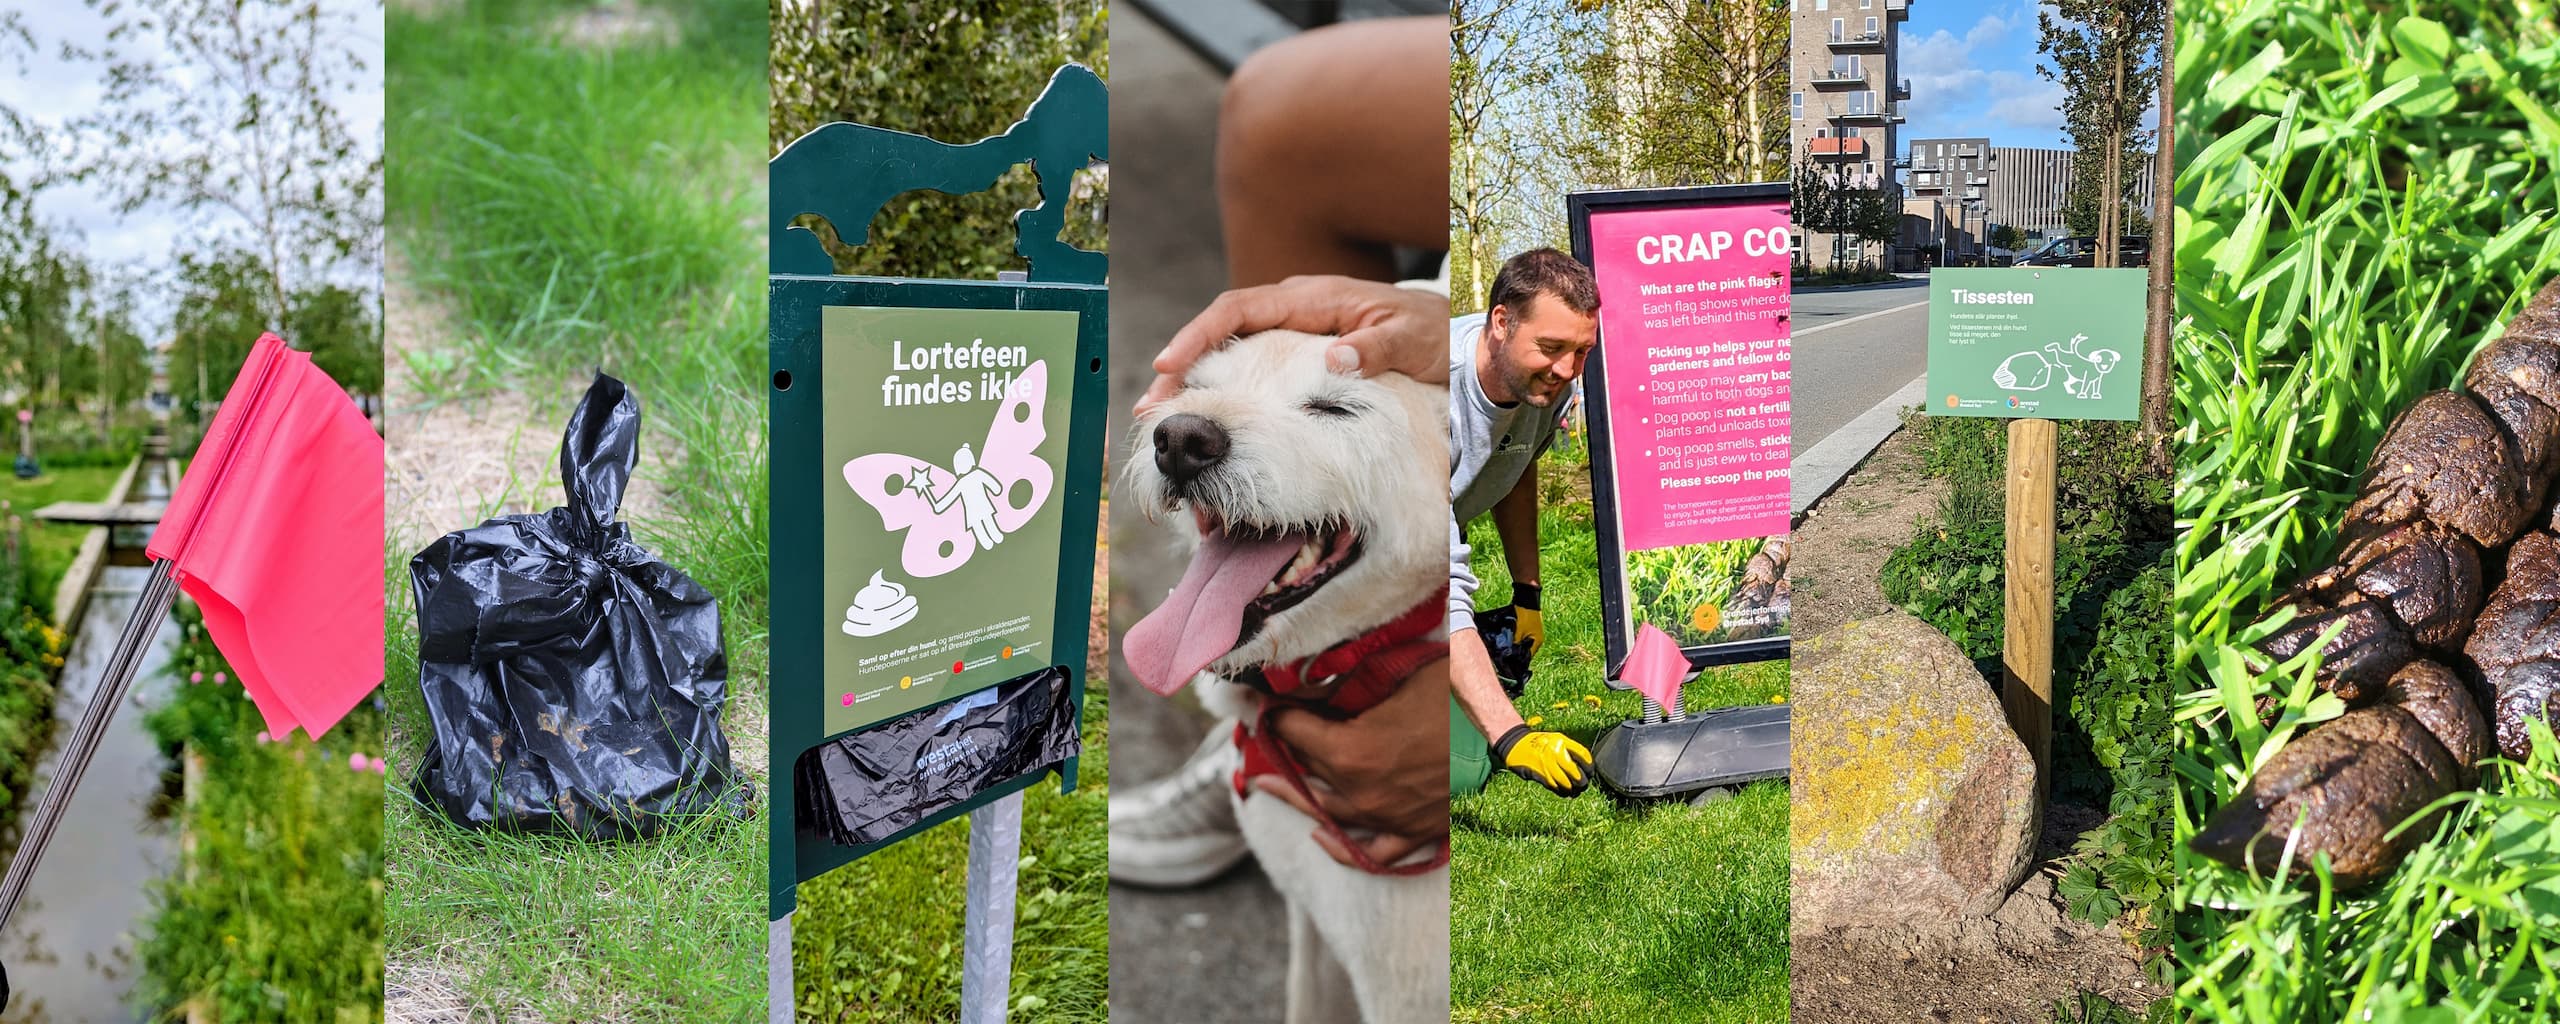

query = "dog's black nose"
[[1154, 413, 1229, 485]]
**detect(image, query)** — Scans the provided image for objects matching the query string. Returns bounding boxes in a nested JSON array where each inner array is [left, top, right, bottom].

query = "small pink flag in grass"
[[1620, 623, 1692, 712]]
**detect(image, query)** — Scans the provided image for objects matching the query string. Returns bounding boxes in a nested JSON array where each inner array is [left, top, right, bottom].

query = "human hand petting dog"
[[1138, 275, 1450, 413], [1250, 657, 1454, 870]]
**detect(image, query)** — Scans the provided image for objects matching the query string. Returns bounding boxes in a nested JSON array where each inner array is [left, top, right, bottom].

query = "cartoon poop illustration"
[[843, 570, 920, 637], [1989, 333, 2125, 399]]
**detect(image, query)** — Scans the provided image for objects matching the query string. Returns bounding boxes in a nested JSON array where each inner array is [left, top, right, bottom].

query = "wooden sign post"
[[2002, 418, 2057, 802], [1924, 268, 2146, 804]]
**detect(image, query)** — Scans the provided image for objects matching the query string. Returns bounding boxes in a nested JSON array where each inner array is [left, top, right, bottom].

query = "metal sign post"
[[767, 65, 1107, 1022]]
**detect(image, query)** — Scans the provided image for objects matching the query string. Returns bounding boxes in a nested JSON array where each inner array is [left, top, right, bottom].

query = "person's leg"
[[1216, 16, 1450, 287]]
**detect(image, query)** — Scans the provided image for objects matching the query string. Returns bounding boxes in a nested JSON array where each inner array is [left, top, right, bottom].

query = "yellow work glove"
[[1511, 583, 1545, 658], [1492, 724, 1592, 797]]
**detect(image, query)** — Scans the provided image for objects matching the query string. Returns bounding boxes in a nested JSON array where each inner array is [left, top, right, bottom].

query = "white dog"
[[1122, 329, 1452, 1024]]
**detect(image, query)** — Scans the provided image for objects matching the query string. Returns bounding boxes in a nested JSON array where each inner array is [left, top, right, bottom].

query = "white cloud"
[[1894, 1, 2081, 148], [0, 0, 379, 336], [1985, 72, 2066, 140]]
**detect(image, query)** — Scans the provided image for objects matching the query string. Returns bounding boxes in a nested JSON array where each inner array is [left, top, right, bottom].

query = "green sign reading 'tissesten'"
[[821, 305, 1079, 735], [1924, 267, 2146, 421]]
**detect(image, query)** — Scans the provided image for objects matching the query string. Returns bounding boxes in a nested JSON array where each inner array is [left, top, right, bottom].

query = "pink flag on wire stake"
[[146, 334, 384, 740], [1621, 623, 1691, 712]]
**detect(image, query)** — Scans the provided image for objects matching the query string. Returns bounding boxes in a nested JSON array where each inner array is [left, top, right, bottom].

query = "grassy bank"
[[383, 0, 769, 1018], [0, 461, 126, 842], [2173, 0, 2560, 1017], [139, 602, 386, 1020], [0, 463, 131, 603], [1452, 448, 1790, 1024]]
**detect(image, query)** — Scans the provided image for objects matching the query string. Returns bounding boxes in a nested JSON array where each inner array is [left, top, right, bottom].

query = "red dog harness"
[[1230, 588, 1451, 876]]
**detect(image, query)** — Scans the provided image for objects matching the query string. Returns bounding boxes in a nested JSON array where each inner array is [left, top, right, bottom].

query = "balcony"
[[1840, 101, 1899, 124], [1892, 78, 1912, 100], [1812, 68, 1868, 89], [1827, 28, 1887, 51], [1891, 156, 1912, 170], [1806, 136, 1868, 159], [1887, 0, 1910, 19]]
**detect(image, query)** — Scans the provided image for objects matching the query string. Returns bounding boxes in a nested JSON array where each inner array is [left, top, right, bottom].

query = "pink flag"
[[1621, 623, 1691, 711], [147, 334, 384, 740]]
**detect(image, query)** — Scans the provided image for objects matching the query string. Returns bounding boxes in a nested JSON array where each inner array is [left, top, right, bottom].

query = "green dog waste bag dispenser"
[[767, 65, 1107, 945]]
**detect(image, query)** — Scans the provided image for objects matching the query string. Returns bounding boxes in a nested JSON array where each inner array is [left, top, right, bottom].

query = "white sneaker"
[[1109, 723, 1249, 888]]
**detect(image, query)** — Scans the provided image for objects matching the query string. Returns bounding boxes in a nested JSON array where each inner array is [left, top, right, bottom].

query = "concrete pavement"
[[1104, 11, 1289, 1023], [1790, 277, 1931, 515]]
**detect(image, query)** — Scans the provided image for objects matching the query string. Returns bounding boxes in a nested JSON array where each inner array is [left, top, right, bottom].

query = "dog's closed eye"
[[1301, 397, 1362, 418]]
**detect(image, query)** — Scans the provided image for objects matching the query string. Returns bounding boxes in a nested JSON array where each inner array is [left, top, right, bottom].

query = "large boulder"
[[1790, 612, 2037, 935]]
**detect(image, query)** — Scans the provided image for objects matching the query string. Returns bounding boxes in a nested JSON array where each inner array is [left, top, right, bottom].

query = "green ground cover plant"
[[1876, 415, 2171, 981], [2174, 0, 2560, 1017], [1452, 447, 1789, 1024], [383, 1, 769, 1018], [0, 518, 59, 832], [140, 602, 386, 1021]]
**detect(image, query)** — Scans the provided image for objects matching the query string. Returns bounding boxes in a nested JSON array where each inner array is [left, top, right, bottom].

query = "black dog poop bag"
[[798, 667, 1080, 847], [410, 374, 749, 838]]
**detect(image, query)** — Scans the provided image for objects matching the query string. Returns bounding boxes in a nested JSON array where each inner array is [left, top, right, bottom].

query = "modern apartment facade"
[[1988, 146, 2158, 244], [1907, 137, 1994, 263], [1789, 0, 1910, 268]]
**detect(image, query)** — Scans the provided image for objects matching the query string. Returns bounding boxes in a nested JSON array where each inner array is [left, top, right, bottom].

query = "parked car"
[[2016, 235, 2150, 268]]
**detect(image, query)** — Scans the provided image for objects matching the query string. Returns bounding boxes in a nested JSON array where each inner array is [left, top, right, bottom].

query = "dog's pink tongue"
[[1124, 531, 1303, 695]]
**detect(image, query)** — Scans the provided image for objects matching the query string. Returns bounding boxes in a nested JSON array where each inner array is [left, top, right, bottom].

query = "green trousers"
[[1451, 696, 1492, 796]]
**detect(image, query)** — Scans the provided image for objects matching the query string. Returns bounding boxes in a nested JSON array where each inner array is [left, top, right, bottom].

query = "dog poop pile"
[[2194, 278, 2560, 887]]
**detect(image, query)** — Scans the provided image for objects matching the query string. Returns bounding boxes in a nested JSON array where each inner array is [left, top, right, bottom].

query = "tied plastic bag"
[[1472, 606, 1534, 699], [409, 374, 748, 838], [797, 667, 1080, 847]]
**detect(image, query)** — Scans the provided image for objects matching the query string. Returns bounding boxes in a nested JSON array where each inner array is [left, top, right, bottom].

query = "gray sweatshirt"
[[1449, 311, 1564, 634]]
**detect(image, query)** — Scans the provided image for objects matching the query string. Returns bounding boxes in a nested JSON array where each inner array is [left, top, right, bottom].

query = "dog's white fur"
[[1126, 329, 1451, 1024]]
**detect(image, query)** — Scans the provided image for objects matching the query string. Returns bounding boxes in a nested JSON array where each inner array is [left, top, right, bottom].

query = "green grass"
[[2174, 0, 2560, 1017], [1453, 450, 1789, 1024], [0, 463, 132, 602], [383, 1, 769, 1019]]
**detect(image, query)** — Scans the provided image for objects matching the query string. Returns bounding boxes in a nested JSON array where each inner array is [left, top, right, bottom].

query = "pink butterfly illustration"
[[844, 360, 1054, 578]]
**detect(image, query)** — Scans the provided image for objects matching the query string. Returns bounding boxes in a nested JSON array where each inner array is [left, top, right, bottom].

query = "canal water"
[[0, 458, 178, 1023], [0, 565, 179, 1023]]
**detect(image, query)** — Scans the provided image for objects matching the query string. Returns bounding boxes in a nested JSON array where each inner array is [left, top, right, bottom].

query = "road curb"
[[1793, 373, 1927, 522], [1790, 275, 1929, 294]]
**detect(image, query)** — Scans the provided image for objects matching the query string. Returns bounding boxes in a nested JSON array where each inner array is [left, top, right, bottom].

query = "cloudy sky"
[[0, 1, 382, 336], [1896, 0, 2069, 147]]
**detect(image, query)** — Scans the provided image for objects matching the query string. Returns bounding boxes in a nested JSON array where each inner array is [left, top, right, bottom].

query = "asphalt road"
[[1790, 278, 1932, 457]]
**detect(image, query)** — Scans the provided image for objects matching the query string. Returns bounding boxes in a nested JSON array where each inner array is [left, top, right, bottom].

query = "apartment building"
[[1906, 137, 1993, 263], [1988, 146, 2157, 243], [1789, 0, 1911, 268]]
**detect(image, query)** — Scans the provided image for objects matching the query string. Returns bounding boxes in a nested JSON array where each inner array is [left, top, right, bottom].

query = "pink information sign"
[[1586, 199, 1792, 551]]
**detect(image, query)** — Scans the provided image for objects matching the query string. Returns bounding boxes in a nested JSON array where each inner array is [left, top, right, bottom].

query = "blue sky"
[[1895, 0, 2071, 149]]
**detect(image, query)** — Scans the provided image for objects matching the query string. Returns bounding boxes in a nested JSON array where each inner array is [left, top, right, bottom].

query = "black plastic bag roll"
[[409, 374, 749, 838], [797, 667, 1080, 847]]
